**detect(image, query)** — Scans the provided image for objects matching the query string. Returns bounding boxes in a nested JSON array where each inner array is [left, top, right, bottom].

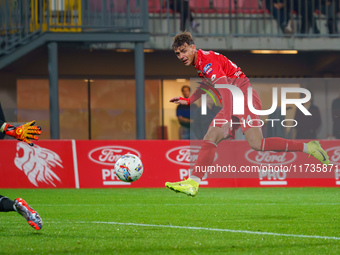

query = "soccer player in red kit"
[[165, 31, 329, 196]]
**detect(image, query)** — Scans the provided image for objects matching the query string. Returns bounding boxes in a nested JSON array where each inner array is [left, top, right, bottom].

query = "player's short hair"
[[181, 85, 190, 92], [172, 31, 195, 50]]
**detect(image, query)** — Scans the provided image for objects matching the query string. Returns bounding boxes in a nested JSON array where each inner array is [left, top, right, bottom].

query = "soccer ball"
[[114, 154, 143, 182]]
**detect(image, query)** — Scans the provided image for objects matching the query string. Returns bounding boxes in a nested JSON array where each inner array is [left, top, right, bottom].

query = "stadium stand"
[[147, 0, 339, 36], [89, 0, 140, 13]]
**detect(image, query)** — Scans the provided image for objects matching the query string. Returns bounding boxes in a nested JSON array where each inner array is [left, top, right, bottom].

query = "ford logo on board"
[[245, 150, 296, 165], [325, 146, 340, 165], [166, 146, 218, 166], [88, 146, 141, 166], [166, 146, 200, 166]]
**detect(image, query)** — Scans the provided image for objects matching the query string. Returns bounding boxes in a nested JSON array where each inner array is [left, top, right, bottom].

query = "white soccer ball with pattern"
[[114, 154, 143, 182]]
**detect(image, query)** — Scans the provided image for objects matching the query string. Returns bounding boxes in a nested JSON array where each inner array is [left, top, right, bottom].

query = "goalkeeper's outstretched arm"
[[0, 119, 42, 146]]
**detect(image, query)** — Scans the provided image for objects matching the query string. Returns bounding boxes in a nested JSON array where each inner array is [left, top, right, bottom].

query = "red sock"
[[192, 140, 217, 179], [261, 137, 303, 152]]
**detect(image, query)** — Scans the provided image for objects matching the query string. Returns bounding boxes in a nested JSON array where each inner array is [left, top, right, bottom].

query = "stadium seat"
[[213, 0, 263, 14], [112, 0, 140, 13], [189, 0, 215, 13], [189, 0, 211, 8], [89, 0, 140, 13], [149, 0, 161, 13], [213, 0, 237, 13], [149, 0, 175, 13], [241, 0, 263, 14]]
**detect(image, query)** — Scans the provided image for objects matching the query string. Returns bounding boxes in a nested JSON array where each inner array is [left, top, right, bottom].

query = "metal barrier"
[[30, 0, 82, 32], [148, 0, 340, 37], [0, 0, 149, 56], [1, 0, 339, 56]]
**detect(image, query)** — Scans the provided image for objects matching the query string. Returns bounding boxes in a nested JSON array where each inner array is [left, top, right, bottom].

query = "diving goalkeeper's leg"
[[0, 196, 42, 230]]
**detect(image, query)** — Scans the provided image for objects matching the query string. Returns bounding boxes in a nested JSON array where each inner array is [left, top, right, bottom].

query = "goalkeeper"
[[0, 119, 43, 230]]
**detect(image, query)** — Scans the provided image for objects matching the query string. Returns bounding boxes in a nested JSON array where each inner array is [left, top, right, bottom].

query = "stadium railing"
[[148, 0, 340, 37], [1, 0, 339, 57], [0, 0, 149, 57]]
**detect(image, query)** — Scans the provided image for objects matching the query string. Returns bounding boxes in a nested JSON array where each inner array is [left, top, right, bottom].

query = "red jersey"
[[194, 49, 250, 90], [190, 49, 260, 130]]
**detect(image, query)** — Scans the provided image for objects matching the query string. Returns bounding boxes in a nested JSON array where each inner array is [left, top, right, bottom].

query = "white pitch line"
[[39, 202, 340, 207], [77, 221, 340, 240]]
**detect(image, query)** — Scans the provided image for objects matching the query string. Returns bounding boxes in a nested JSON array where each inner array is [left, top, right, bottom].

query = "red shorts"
[[210, 86, 262, 138]]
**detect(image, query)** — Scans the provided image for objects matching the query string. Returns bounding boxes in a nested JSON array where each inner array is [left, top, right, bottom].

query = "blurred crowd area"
[[149, 0, 340, 36], [1, 0, 339, 38]]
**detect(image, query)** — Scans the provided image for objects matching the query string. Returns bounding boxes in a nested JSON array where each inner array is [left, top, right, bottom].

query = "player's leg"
[[244, 127, 305, 152], [0, 195, 42, 230], [190, 125, 226, 179], [243, 86, 329, 165], [189, 88, 234, 183], [14, 198, 43, 230], [166, 86, 236, 196], [165, 125, 226, 196], [245, 127, 329, 165], [247, 129, 329, 165], [0, 195, 15, 212]]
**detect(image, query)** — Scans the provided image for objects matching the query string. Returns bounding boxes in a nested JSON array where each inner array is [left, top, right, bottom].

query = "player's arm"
[[169, 81, 211, 105], [170, 96, 191, 105], [0, 120, 42, 146]]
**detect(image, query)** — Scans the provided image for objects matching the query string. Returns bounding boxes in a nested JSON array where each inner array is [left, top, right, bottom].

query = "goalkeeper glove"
[[0, 120, 42, 146]]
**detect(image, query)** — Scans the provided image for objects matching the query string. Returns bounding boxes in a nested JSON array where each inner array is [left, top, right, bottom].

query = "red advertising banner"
[[205, 140, 340, 187], [75, 140, 191, 188], [0, 139, 339, 188], [75, 139, 340, 188], [0, 140, 76, 188]]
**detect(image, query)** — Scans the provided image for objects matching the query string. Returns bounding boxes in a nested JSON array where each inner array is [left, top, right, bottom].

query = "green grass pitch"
[[1, 188, 340, 254]]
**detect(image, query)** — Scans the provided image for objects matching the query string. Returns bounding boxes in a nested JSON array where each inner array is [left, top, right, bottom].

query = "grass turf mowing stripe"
[[76, 221, 340, 241]]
